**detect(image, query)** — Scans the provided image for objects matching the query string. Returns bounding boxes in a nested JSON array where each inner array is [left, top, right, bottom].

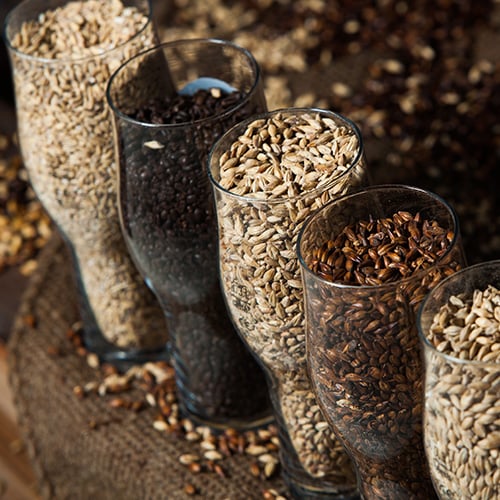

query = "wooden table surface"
[[0, 27, 40, 498], [0, 340, 39, 500], [0, 88, 39, 490]]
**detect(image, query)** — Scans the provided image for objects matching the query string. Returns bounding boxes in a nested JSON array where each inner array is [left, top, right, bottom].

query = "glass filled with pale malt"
[[418, 260, 500, 500]]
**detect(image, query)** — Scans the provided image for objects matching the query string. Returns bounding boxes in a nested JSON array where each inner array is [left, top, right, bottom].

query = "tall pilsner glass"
[[418, 260, 500, 500], [4, 0, 168, 365], [298, 185, 466, 499], [107, 39, 271, 428], [209, 108, 369, 498]]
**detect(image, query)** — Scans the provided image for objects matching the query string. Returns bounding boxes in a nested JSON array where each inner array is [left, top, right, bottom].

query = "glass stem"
[[354, 450, 438, 500]]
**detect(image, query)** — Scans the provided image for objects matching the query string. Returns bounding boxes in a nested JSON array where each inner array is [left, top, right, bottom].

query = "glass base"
[[168, 300, 273, 432], [82, 324, 171, 371], [178, 399, 275, 432], [175, 361, 274, 431], [285, 476, 360, 500]]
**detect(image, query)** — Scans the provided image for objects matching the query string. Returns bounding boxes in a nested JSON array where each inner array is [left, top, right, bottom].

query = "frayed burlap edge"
[[8, 233, 285, 500]]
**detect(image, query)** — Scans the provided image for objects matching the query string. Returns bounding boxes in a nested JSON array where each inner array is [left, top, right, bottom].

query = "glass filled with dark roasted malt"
[[107, 38, 271, 429]]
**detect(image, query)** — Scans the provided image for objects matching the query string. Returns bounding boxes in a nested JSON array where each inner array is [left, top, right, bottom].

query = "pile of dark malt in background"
[[157, 0, 500, 264], [0, 0, 498, 276]]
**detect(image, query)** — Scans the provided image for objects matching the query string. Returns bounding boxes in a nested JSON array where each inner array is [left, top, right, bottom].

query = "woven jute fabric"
[[4, 48, 383, 500], [8, 233, 285, 500]]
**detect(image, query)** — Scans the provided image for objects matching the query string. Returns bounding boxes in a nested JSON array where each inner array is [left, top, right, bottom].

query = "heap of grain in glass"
[[419, 261, 500, 500], [298, 185, 467, 499], [209, 108, 368, 496], [106, 39, 271, 427], [5, 0, 167, 359]]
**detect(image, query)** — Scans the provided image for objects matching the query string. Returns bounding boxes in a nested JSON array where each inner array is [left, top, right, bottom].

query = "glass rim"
[[106, 37, 263, 129], [417, 259, 500, 367], [297, 183, 462, 291], [207, 107, 365, 204], [3, 0, 153, 64]]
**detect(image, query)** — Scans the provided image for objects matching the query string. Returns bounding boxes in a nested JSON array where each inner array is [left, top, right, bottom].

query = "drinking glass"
[[298, 185, 466, 499], [209, 108, 369, 498], [4, 0, 168, 365], [107, 38, 271, 429], [418, 260, 500, 500]]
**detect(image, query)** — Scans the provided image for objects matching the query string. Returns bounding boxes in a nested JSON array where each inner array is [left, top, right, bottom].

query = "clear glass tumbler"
[[209, 108, 369, 498], [107, 38, 271, 429], [4, 0, 168, 365], [418, 260, 500, 500], [298, 185, 466, 499]]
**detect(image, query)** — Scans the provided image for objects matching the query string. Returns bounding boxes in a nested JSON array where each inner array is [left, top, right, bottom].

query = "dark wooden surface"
[[0, 3, 37, 492], [0, 127, 37, 500], [0, 343, 39, 500]]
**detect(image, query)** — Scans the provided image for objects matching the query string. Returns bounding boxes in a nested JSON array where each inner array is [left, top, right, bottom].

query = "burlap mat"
[[8, 233, 285, 500]]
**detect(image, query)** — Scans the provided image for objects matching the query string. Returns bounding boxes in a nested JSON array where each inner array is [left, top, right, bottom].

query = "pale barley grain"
[[214, 110, 366, 480], [9, 0, 164, 348], [425, 285, 500, 499]]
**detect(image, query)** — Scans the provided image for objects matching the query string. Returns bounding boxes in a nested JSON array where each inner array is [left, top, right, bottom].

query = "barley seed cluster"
[[212, 110, 367, 482], [8, 0, 166, 349], [424, 285, 500, 499]]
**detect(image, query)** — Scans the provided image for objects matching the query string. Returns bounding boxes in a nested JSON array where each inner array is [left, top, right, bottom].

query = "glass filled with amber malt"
[[299, 185, 466, 499]]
